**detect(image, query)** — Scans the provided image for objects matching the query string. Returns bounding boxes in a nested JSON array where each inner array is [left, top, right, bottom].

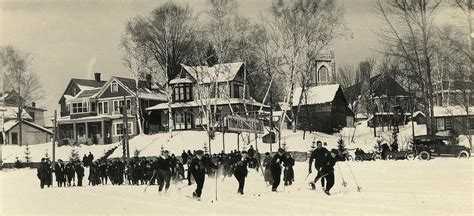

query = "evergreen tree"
[[337, 137, 346, 153], [69, 148, 80, 163]]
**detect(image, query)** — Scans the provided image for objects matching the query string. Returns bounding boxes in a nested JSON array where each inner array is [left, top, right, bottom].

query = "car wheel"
[[346, 155, 353, 161], [373, 154, 381, 161], [406, 153, 415, 160], [355, 156, 362, 162], [457, 150, 470, 159], [418, 151, 431, 160], [387, 154, 396, 160]]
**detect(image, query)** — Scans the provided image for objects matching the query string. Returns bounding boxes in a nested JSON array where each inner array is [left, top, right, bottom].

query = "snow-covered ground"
[[1, 159, 472, 215], [109, 121, 429, 158], [1, 142, 120, 163]]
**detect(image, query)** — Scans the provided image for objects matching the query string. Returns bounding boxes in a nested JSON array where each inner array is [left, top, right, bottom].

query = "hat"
[[195, 150, 204, 155], [241, 150, 248, 154], [265, 152, 270, 156], [330, 149, 338, 154], [278, 148, 285, 153], [163, 150, 169, 154]]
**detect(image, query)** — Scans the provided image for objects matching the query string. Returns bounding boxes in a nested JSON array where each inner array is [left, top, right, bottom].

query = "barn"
[[291, 84, 354, 133]]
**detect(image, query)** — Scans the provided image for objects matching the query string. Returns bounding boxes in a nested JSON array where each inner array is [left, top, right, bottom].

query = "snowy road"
[[1, 158, 472, 215]]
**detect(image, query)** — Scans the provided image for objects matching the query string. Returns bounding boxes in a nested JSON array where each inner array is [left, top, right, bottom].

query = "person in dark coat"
[[232, 150, 251, 195], [155, 150, 173, 192], [82, 154, 88, 167], [37, 158, 50, 189], [189, 150, 218, 200], [65, 162, 75, 186], [322, 149, 339, 195], [308, 141, 330, 189], [88, 152, 94, 163], [270, 148, 286, 192], [75, 162, 85, 186], [263, 152, 273, 185], [283, 153, 295, 186], [181, 150, 189, 165], [54, 160, 65, 187]]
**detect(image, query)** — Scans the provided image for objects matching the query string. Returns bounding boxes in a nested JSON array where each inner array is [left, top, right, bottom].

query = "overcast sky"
[[0, 0, 461, 120]]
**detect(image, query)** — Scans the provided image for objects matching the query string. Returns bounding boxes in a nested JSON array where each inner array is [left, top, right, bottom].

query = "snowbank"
[[1, 142, 120, 163]]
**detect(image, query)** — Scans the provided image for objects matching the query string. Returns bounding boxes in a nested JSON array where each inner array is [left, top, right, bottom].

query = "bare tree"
[[375, 0, 441, 135], [0, 46, 43, 146], [336, 64, 358, 88], [123, 2, 199, 137], [267, 0, 345, 133]]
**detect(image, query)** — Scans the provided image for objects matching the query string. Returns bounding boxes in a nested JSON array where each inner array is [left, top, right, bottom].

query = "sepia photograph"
[[0, 0, 472, 215]]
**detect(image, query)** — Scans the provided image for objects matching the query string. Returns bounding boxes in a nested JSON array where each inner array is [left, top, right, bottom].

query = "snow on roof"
[[138, 89, 167, 101], [0, 106, 33, 120], [181, 62, 244, 84], [292, 84, 340, 106], [146, 98, 268, 111], [169, 78, 193, 84], [433, 106, 474, 117], [57, 114, 125, 123], [0, 120, 52, 134]]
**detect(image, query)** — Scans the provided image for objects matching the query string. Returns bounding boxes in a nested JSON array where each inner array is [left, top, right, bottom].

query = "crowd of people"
[[36, 142, 341, 199]]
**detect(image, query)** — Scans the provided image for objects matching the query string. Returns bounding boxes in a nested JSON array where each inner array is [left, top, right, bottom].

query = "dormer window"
[[111, 81, 119, 93]]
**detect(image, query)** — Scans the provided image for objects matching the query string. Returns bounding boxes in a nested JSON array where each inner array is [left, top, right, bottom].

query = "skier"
[[270, 148, 286, 192], [155, 150, 173, 192], [232, 150, 250, 195], [308, 141, 330, 190], [321, 149, 339, 195], [283, 153, 295, 186], [189, 150, 218, 200]]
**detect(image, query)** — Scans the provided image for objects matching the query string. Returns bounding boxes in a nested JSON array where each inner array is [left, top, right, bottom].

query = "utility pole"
[[122, 96, 129, 162], [52, 110, 57, 164], [269, 91, 274, 153]]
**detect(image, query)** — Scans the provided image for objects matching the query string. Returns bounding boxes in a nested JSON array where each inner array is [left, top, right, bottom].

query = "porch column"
[[85, 122, 89, 141], [101, 121, 105, 144], [73, 123, 77, 143]]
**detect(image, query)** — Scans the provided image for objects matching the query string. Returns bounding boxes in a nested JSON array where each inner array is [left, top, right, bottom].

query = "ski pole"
[[345, 162, 361, 192], [144, 171, 157, 192], [304, 172, 311, 181], [337, 163, 347, 187]]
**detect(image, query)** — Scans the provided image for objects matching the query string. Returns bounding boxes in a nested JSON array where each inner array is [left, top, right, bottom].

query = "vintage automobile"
[[386, 150, 416, 160], [352, 148, 381, 161], [412, 135, 471, 160]]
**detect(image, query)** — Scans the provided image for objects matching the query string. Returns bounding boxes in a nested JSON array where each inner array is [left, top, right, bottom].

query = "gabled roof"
[[344, 74, 410, 103], [71, 78, 107, 88], [96, 76, 167, 101], [1, 106, 33, 120], [292, 84, 341, 106], [433, 106, 474, 117], [1, 120, 53, 134], [180, 62, 244, 84]]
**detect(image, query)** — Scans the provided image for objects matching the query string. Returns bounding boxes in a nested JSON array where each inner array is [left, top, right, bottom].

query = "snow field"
[[1, 158, 472, 215]]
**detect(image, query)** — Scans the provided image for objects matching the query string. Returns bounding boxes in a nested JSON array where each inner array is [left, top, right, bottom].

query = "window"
[[469, 117, 474, 130], [114, 100, 121, 112], [113, 100, 130, 113], [111, 82, 119, 93], [445, 118, 453, 130], [103, 101, 108, 114], [91, 102, 96, 112], [66, 104, 70, 112], [114, 122, 133, 136], [11, 132, 18, 144], [173, 84, 193, 102], [437, 118, 445, 131], [318, 66, 329, 83], [98, 102, 103, 114], [71, 102, 89, 114]]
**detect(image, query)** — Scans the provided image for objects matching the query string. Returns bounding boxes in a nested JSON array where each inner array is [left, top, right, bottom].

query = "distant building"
[[433, 106, 474, 136], [0, 91, 51, 145], [433, 79, 473, 107], [146, 62, 267, 132], [344, 74, 412, 128], [57, 73, 166, 145], [291, 84, 354, 133]]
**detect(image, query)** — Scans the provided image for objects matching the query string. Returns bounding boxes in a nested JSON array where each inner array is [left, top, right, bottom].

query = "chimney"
[[31, 102, 36, 108], [94, 73, 101, 82], [146, 74, 152, 89]]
